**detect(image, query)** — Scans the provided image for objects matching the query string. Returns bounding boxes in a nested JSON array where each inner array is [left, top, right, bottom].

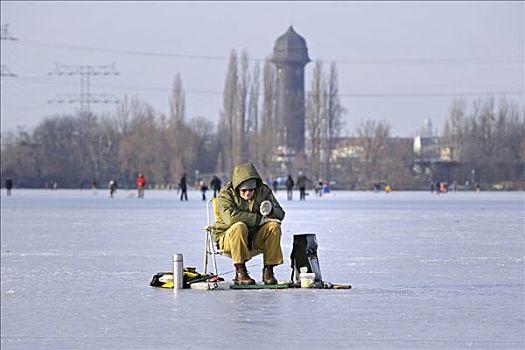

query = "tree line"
[[1, 49, 524, 190], [442, 97, 524, 187]]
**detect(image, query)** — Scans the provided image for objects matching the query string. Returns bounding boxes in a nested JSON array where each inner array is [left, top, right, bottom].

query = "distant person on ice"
[[179, 173, 188, 201], [5, 177, 13, 196], [212, 163, 285, 285], [200, 181, 208, 201], [136, 173, 146, 198], [109, 180, 117, 198], [296, 171, 310, 201], [285, 174, 294, 201], [210, 175, 222, 198], [272, 177, 279, 193]]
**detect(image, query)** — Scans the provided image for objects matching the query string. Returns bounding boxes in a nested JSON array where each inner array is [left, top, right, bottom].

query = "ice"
[[1, 189, 524, 349]]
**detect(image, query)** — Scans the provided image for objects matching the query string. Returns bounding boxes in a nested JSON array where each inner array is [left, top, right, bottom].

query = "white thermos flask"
[[173, 254, 184, 290]]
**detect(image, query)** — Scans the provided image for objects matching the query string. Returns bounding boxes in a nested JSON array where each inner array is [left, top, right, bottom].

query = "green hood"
[[232, 163, 262, 191], [212, 162, 285, 243]]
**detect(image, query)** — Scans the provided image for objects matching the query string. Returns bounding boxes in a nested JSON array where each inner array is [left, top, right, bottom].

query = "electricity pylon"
[[1, 65, 17, 77], [48, 62, 119, 114], [1, 24, 17, 41], [1, 24, 17, 77]]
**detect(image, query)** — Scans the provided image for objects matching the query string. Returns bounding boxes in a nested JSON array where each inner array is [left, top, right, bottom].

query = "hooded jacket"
[[136, 175, 146, 187], [212, 163, 285, 244]]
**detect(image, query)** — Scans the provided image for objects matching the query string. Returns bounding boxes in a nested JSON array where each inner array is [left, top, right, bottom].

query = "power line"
[[18, 38, 233, 61], [14, 37, 525, 66], [5, 35, 523, 98], [338, 91, 525, 98], [8, 74, 524, 98], [331, 56, 524, 65]]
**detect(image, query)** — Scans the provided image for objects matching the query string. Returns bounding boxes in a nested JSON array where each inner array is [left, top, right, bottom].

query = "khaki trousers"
[[219, 221, 284, 266]]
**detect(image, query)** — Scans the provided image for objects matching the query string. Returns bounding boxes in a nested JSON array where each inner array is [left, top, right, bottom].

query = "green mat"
[[230, 283, 289, 289]]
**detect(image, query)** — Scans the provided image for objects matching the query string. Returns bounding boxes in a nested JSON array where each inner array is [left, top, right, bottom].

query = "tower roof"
[[272, 26, 310, 64]]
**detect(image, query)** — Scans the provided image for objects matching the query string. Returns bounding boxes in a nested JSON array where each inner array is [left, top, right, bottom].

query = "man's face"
[[240, 187, 255, 200]]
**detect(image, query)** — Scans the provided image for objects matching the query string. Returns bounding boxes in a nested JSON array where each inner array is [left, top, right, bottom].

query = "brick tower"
[[271, 26, 310, 158]]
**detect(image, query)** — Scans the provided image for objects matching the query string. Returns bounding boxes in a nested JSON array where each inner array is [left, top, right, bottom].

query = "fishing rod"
[[209, 262, 261, 279]]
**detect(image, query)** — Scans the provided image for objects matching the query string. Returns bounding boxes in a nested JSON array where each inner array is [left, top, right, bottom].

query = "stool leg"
[[211, 239, 219, 276], [204, 231, 210, 274]]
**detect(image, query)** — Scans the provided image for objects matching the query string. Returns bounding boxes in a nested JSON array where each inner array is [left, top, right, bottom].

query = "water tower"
[[271, 26, 310, 157]]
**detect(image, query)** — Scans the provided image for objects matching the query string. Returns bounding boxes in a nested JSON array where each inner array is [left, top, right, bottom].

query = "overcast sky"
[[1, 1, 523, 136]]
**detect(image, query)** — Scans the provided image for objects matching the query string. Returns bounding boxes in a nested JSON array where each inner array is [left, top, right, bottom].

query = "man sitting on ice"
[[212, 163, 285, 285]]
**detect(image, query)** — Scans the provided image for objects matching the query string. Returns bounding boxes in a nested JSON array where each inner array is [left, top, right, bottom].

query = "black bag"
[[290, 233, 323, 284]]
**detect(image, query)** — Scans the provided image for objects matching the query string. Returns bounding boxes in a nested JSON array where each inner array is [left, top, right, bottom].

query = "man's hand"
[[259, 216, 281, 226], [260, 200, 272, 216]]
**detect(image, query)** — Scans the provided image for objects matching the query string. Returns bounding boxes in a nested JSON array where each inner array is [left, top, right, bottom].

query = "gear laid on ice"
[[150, 267, 220, 289]]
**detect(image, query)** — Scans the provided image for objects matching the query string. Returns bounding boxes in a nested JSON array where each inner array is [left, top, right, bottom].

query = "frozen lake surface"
[[1, 189, 524, 349]]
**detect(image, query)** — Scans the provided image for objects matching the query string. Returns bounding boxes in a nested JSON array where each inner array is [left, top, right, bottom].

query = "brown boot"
[[234, 263, 256, 285], [262, 265, 278, 285]]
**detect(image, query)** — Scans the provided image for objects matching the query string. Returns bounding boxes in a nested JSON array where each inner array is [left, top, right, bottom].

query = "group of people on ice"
[[3, 169, 331, 203], [268, 172, 332, 201], [125, 173, 223, 201]]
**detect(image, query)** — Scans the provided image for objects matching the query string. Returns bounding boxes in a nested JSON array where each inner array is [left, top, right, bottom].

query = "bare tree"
[[150, 113, 171, 186], [305, 61, 345, 181], [117, 99, 159, 186], [247, 62, 260, 164], [115, 95, 144, 136], [323, 62, 345, 181], [188, 116, 217, 174], [219, 50, 238, 173], [1, 128, 43, 186], [443, 98, 466, 150], [168, 73, 187, 182], [259, 57, 276, 176], [92, 115, 118, 185], [169, 73, 185, 128], [305, 60, 325, 181], [356, 119, 391, 182], [442, 96, 525, 186], [32, 115, 83, 186], [80, 112, 107, 183], [236, 49, 250, 164]]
